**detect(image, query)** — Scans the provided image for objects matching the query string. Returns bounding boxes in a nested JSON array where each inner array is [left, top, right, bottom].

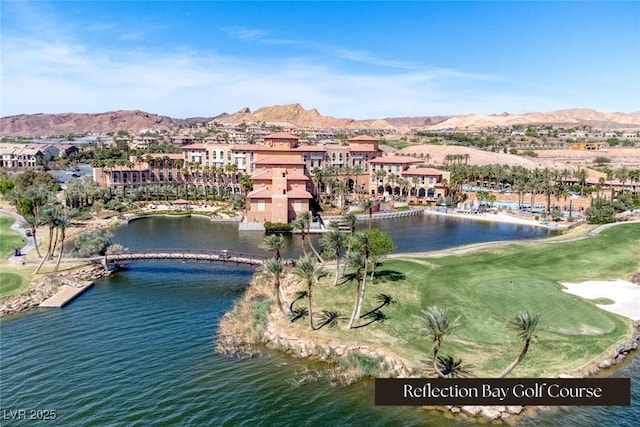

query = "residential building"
[[0, 143, 45, 169]]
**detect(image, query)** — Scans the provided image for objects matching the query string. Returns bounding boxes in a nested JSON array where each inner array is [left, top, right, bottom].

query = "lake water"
[[1, 216, 637, 426]]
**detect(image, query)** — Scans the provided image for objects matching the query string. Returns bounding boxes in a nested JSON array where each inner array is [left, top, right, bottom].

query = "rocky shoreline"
[[217, 271, 640, 423], [0, 264, 109, 317]]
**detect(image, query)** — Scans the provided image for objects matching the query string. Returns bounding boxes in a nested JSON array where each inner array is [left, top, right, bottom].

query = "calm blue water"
[[1, 216, 637, 426]]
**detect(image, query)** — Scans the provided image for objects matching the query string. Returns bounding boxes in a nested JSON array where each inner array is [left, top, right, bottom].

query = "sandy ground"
[[425, 209, 569, 229], [398, 144, 640, 171], [562, 280, 640, 321]]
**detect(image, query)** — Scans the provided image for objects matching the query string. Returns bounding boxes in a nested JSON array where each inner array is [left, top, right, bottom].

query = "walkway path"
[[0, 208, 38, 263]]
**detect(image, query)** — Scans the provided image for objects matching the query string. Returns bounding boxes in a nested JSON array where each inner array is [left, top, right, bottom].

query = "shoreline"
[[219, 271, 639, 423], [217, 220, 640, 423], [423, 208, 573, 230]]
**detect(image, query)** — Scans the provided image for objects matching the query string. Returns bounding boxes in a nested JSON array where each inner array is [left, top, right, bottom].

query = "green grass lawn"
[[0, 214, 33, 297], [0, 272, 24, 295], [283, 223, 640, 377], [0, 214, 26, 258]]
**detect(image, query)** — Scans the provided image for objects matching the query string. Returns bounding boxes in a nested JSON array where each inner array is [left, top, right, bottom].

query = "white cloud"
[[1, 32, 565, 119]]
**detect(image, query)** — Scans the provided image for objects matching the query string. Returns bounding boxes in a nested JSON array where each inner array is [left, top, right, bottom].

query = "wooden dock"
[[39, 280, 94, 308]]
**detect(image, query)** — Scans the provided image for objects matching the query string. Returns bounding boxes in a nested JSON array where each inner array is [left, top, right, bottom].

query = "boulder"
[[461, 406, 482, 416], [480, 406, 502, 421]]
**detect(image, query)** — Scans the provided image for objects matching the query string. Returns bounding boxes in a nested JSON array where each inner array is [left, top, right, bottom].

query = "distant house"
[[0, 143, 45, 169], [54, 143, 80, 158]]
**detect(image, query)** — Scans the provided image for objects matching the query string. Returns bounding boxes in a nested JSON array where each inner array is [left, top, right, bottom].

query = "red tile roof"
[[246, 188, 273, 199], [285, 171, 310, 181], [370, 156, 421, 164], [250, 171, 272, 180], [254, 157, 304, 165], [184, 144, 208, 150], [264, 132, 299, 140], [293, 145, 327, 152], [287, 188, 313, 199], [402, 167, 446, 177], [348, 146, 381, 152]]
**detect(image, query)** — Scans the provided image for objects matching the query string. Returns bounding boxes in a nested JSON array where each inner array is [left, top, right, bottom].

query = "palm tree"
[[294, 212, 323, 262], [291, 257, 325, 331], [22, 214, 42, 258], [332, 179, 347, 210], [497, 311, 540, 378], [319, 229, 347, 286], [54, 208, 72, 272], [311, 167, 325, 203], [291, 216, 308, 257], [340, 212, 357, 275], [260, 234, 285, 259], [347, 231, 371, 329], [419, 306, 461, 378], [260, 257, 289, 316], [435, 355, 471, 378], [351, 164, 364, 196], [574, 168, 588, 196], [361, 199, 374, 230]]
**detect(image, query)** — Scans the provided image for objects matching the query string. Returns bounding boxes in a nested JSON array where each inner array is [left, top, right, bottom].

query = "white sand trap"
[[562, 280, 640, 321]]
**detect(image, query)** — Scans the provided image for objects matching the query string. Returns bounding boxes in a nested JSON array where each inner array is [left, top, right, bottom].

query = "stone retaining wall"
[[0, 264, 108, 317]]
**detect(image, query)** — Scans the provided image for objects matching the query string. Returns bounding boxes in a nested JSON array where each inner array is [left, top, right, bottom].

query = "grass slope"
[[0, 214, 32, 297], [0, 214, 26, 258], [284, 223, 640, 377]]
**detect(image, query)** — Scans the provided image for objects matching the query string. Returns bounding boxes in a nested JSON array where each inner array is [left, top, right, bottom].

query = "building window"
[[258, 200, 266, 212]]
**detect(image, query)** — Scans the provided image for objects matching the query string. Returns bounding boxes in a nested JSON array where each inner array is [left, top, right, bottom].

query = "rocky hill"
[[215, 103, 399, 130], [2, 106, 639, 137], [0, 110, 182, 137]]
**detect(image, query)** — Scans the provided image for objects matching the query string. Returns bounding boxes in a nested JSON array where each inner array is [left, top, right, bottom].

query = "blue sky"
[[1, 1, 639, 119]]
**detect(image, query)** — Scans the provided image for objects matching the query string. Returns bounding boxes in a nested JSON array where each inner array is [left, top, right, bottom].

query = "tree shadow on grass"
[[372, 270, 406, 282], [352, 310, 388, 329]]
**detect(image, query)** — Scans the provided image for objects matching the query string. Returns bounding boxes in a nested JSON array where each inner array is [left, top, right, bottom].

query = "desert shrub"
[[66, 229, 114, 257], [264, 222, 292, 233]]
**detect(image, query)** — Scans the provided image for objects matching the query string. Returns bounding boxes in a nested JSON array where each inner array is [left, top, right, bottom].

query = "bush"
[[66, 229, 114, 257], [264, 222, 292, 233]]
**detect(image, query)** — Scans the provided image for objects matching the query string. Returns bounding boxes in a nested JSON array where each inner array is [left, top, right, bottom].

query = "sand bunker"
[[562, 280, 640, 321]]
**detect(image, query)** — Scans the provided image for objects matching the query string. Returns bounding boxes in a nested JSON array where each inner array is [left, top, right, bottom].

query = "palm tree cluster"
[[7, 187, 79, 273], [311, 165, 368, 209], [259, 211, 396, 331], [418, 306, 540, 378], [445, 163, 640, 213]]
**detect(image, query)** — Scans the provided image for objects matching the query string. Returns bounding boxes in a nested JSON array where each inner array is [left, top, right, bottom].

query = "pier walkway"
[[39, 277, 94, 308], [105, 249, 265, 267]]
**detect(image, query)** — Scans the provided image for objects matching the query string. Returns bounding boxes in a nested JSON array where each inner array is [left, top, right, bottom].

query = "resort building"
[[90, 132, 451, 223], [245, 157, 313, 224], [92, 153, 185, 189], [370, 156, 450, 202]]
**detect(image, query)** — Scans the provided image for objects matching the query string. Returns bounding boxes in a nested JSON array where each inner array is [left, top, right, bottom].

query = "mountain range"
[[1, 104, 639, 137]]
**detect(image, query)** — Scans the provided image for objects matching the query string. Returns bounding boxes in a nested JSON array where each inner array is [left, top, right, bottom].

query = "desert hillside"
[[428, 109, 640, 131], [216, 104, 398, 130], [397, 144, 640, 175], [0, 110, 180, 137], [2, 105, 640, 137]]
